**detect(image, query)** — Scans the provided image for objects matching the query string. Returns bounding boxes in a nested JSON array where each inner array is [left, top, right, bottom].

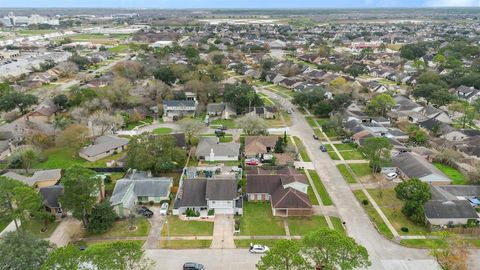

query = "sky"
[[0, 0, 480, 8]]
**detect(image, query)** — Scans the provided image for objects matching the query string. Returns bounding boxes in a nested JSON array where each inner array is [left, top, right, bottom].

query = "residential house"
[[195, 137, 240, 162], [247, 107, 277, 119], [79, 135, 129, 162], [39, 185, 64, 215], [173, 178, 242, 216], [207, 103, 237, 120], [244, 136, 279, 158], [25, 99, 58, 123], [163, 100, 197, 121], [246, 167, 312, 217], [454, 136, 480, 159], [2, 169, 61, 189], [455, 85, 480, 103], [110, 170, 173, 218], [392, 152, 451, 185], [441, 129, 480, 142]]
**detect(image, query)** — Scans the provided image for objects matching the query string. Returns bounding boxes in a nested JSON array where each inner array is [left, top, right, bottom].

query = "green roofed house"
[[110, 169, 173, 218]]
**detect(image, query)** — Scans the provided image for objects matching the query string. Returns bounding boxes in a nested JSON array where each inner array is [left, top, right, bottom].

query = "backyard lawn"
[[353, 190, 394, 239], [287, 216, 329, 235], [86, 218, 150, 238], [239, 202, 285, 236], [368, 188, 430, 236], [161, 216, 213, 237], [34, 147, 126, 169], [153, 127, 172, 134], [293, 136, 311, 162], [159, 240, 212, 249], [433, 162, 467, 185], [308, 170, 333, 206], [336, 164, 357, 183]]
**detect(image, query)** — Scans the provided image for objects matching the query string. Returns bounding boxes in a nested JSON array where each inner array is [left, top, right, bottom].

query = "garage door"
[[215, 208, 234, 214]]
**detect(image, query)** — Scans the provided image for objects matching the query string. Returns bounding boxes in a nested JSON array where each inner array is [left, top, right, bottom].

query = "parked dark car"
[[137, 206, 153, 218], [320, 145, 327, 152], [183, 262, 204, 270], [313, 134, 319, 140]]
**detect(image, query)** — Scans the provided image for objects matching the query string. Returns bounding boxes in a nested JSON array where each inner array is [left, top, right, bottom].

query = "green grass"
[[305, 117, 318, 128], [293, 136, 311, 162], [210, 119, 236, 128], [234, 239, 303, 248], [327, 151, 340, 160], [324, 144, 334, 152], [34, 147, 126, 169], [332, 143, 357, 151], [159, 240, 212, 249], [153, 127, 172, 134], [307, 186, 319, 205], [240, 202, 285, 236], [85, 218, 150, 238], [339, 150, 365, 160], [336, 164, 357, 183], [368, 188, 430, 236], [353, 190, 394, 239], [219, 136, 233, 143], [433, 163, 467, 185], [0, 216, 11, 232], [330, 217, 345, 233], [288, 216, 329, 236], [108, 44, 130, 53], [308, 170, 332, 206], [349, 164, 372, 178], [161, 216, 213, 237], [400, 239, 445, 249], [22, 219, 60, 238]]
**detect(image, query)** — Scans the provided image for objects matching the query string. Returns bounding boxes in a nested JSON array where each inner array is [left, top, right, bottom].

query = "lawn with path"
[[153, 127, 172, 134], [353, 190, 394, 239], [349, 163, 372, 178], [239, 202, 285, 236], [159, 240, 212, 249], [161, 216, 213, 237], [85, 218, 150, 238], [308, 170, 333, 206], [336, 164, 357, 183], [210, 119, 236, 129], [287, 216, 329, 235], [293, 136, 311, 162]]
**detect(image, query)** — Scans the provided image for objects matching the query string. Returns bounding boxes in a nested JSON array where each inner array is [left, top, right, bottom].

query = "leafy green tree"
[[87, 201, 117, 234], [0, 231, 51, 270], [60, 166, 102, 227], [449, 101, 475, 129], [359, 137, 392, 173], [0, 91, 38, 114], [366, 94, 396, 117], [292, 87, 326, 110], [11, 146, 40, 174], [212, 54, 224, 65], [125, 134, 186, 173], [224, 83, 263, 114], [153, 66, 176, 85], [413, 84, 455, 107], [53, 94, 68, 109], [42, 241, 153, 270], [0, 177, 46, 230], [395, 178, 432, 224], [407, 124, 429, 143], [303, 228, 371, 270], [274, 136, 286, 153], [257, 240, 306, 270], [185, 45, 199, 60]]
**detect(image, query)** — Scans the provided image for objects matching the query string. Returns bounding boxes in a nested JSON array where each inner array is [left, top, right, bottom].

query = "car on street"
[[319, 145, 327, 152], [137, 206, 153, 218], [160, 202, 169, 215], [249, 243, 270, 254], [183, 262, 204, 270], [313, 134, 319, 140], [386, 172, 398, 180]]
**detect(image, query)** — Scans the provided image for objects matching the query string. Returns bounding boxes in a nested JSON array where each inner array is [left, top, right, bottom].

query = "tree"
[[0, 231, 51, 270], [366, 94, 396, 117], [302, 228, 371, 270], [224, 83, 263, 114], [153, 66, 176, 85], [292, 87, 326, 110], [0, 177, 45, 229], [413, 84, 455, 107], [395, 178, 431, 224], [55, 61, 78, 78], [12, 146, 40, 174], [55, 124, 89, 152], [42, 241, 154, 270], [449, 101, 475, 129], [235, 114, 267, 135], [113, 60, 143, 82], [60, 166, 102, 227], [359, 137, 392, 173], [430, 232, 470, 270], [407, 124, 429, 144], [88, 111, 124, 136], [53, 94, 68, 109], [257, 239, 306, 270], [125, 134, 186, 174], [179, 119, 204, 145], [274, 136, 286, 153], [68, 54, 91, 70], [87, 201, 117, 234], [0, 91, 38, 114]]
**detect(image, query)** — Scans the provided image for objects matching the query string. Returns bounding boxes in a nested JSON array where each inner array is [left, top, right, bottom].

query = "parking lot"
[[0, 51, 71, 79]]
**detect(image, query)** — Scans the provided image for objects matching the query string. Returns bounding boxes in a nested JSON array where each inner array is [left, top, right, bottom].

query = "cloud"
[[425, 0, 480, 7]]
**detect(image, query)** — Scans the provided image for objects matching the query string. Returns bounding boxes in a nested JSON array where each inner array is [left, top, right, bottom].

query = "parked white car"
[[249, 243, 270, 254], [386, 172, 398, 180], [160, 202, 169, 215]]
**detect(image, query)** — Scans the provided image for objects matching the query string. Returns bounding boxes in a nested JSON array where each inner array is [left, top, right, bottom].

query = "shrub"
[[362, 199, 369, 205], [401, 227, 409, 233], [149, 201, 154, 206], [208, 209, 215, 216]]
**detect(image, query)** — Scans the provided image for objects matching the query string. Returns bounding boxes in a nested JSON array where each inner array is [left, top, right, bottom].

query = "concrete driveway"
[[210, 214, 235, 249], [259, 88, 440, 270], [144, 206, 165, 249]]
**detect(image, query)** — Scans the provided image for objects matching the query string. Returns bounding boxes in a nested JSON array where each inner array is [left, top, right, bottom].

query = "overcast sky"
[[0, 0, 479, 8]]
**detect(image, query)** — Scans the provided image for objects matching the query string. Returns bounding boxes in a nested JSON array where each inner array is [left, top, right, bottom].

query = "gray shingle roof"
[[206, 179, 237, 200], [110, 173, 172, 207], [393, 152, 451, 183], [80, 135, 129, 157], [2, 169, 61, 187], [425, 200, 479, 219], [195, 137, 240, 157], [174, 179, 207, 208], [39, 185, 64, 208]]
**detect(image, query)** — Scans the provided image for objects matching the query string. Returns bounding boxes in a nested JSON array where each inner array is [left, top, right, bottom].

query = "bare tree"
[[89, 111, 124, 136], [179, 119, 205, 145], [234, 114, 267, 135], [56, 61, 79, 78]]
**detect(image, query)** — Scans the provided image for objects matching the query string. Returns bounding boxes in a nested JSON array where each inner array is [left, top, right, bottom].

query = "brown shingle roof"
[[271, 187, 312, 209], [244, 136, 279, 156], [246, 175, 281, 194]]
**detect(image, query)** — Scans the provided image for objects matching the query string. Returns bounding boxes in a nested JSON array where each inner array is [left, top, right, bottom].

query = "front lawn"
[[333, 143, 357, 151], [161, 216, 213, 237], [22, 219, 60, 238], [330, 217, 345, 233], [339, 150, 365, 160], [159, 240, 212, 249], [353, 190, 394, 239], [288, 216, 329, 236], [349, 163, 372, 178], [234, 239, 303, 248], [219, 136, 234, 143], [327, 151, 340, 160], [308, 170, 333, 206], [433, 162, 467, 185], [293, 136, 311, 162], [239, 202, 285, 236], [307, 186, 319, 205], [368, 188, 430, 236], [85, 218, 150, 238], [210, 119, 236, 129], [336, 164, 357, 183], [153, 127, 172, 134]]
